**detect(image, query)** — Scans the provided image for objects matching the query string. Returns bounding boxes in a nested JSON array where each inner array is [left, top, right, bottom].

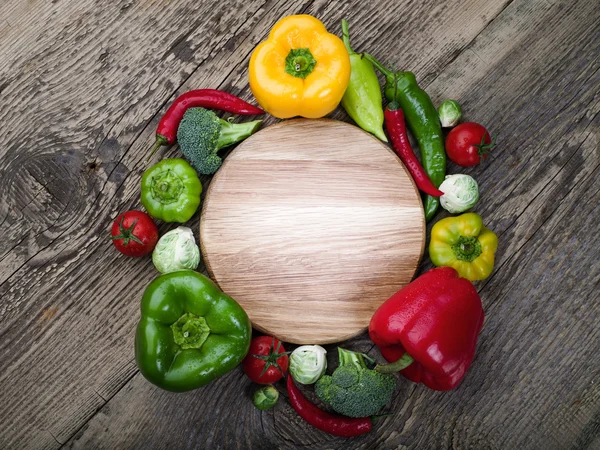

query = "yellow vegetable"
[[248, 15, 351, 119], [429, 212, 498, 281]]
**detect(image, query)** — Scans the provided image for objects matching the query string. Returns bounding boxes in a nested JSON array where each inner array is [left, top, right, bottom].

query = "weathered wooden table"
[[1, 0, 598, 448]]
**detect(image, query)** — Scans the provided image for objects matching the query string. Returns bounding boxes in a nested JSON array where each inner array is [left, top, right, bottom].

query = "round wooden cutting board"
[[200, 119, 425, 344]]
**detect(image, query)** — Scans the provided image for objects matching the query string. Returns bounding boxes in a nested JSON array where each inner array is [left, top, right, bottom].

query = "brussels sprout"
[[152, 226, 200, 274], [438, 100, 462, 128], [253, 385, 278, 410], [289, 345, 327, 385], [439, 174, 480, 214]]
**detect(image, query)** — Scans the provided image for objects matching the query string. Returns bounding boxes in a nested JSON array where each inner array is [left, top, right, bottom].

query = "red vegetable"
[[242, 336, 289, 384], [286, 375, 372, 437], [384, 104, 444, 197], [445, 121, 495, 167], [369, 267, 484, 391], [148, 89, 264, 157], [110, 211, 158, 257]]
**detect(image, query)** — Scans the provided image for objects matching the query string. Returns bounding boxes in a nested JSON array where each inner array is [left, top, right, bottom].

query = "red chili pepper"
[[286, 375, 372, 438], [384, 104, 444, 197], [148, 89, 264, 157]]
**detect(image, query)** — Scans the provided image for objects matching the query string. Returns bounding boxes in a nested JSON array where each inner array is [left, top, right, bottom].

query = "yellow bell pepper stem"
[[429, 213, 498, 281], [285, 48, 317, 79], [248, 15, 351, 119]]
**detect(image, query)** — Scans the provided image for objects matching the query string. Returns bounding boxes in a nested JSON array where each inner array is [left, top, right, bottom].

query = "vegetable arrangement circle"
[[117, 12, 499, 437]]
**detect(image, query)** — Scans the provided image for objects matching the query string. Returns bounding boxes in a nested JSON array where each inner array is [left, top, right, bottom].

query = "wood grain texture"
[[201, 119, 424, 344], [0, 0, 598, 448]]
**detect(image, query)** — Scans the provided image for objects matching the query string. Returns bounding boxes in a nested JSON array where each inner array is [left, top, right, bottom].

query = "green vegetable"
[[340, 20, 387, 142], [134, 270, 252, 392], [364, 54, 446, 222], [439, 174, 479, 213], [141, 158, 202, 223], [152, 226, 200, 273], [315, 348, 396, 418], [177, 107, 262, 174], [253, 385, 279, 410], [289, 345, 327, 385], [438, 100, 462, 127]]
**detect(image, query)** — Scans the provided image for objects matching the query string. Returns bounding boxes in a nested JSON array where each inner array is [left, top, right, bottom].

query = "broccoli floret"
[[331, 364, 360, 388], [314, 374, 333, 403], [315, 348, 396, 418], [177, 108, 261, 175]]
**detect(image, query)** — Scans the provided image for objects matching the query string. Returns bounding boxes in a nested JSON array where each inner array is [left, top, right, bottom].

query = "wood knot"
[[86, 160, 99, 172]]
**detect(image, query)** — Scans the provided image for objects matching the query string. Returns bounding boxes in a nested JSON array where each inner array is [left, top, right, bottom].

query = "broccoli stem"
[[217, 119, 262, 150], [337, 348, 369, 370]]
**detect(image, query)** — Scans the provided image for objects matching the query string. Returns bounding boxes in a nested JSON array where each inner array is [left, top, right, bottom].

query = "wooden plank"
[[0, 0, 291, 447], [0, 0, 514, 446], [61, 0, 600, 448], [0, 0, 598, 448]]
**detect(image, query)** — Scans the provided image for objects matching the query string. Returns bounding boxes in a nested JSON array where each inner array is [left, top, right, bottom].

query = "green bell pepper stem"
[[134, 270, 252, 392], [363, 53, 446, 221]]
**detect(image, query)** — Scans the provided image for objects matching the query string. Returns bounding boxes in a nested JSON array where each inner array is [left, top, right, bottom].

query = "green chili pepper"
[[135, 270, 252, 392], [140, 158, 202, 223], [340, 20, 387, 142], [364, 54, 446, 221]]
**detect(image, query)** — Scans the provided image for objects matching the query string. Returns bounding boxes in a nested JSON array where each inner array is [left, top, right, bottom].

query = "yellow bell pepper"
[[429, 212, 498, 281], [248, 15, 351, 119]]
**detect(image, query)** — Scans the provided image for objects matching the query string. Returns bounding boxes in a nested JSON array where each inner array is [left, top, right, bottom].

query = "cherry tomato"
[[111, 210, 158, 257], [242, 336, 290, 384], [445, 122, 495, 167]]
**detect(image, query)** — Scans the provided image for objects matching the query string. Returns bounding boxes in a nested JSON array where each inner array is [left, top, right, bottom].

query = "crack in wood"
[[46, 429, 61, 445]]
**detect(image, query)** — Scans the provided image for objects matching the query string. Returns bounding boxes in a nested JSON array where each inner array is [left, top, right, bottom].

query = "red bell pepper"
[[369, 267, 484, 391]]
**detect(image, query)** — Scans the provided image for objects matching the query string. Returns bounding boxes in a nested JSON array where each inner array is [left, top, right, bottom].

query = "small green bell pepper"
[[135, 270, 252, 392], [140, 158, 202, 223], [340, 19, 387, 142]]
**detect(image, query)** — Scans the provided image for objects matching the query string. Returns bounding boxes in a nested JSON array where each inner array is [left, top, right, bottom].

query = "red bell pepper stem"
[[384, 104, 444, 197], [147, 89, 264, 159], [375, 353, 414, 374], [286, 375, 372, 437]]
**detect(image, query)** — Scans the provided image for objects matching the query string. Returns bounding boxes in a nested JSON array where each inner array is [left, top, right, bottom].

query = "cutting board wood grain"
[[200, 119, 425, 344]]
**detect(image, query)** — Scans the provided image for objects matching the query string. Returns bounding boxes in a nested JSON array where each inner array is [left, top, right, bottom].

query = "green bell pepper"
[[140, 158, 202, 223], [135, 270, 252, 392]]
